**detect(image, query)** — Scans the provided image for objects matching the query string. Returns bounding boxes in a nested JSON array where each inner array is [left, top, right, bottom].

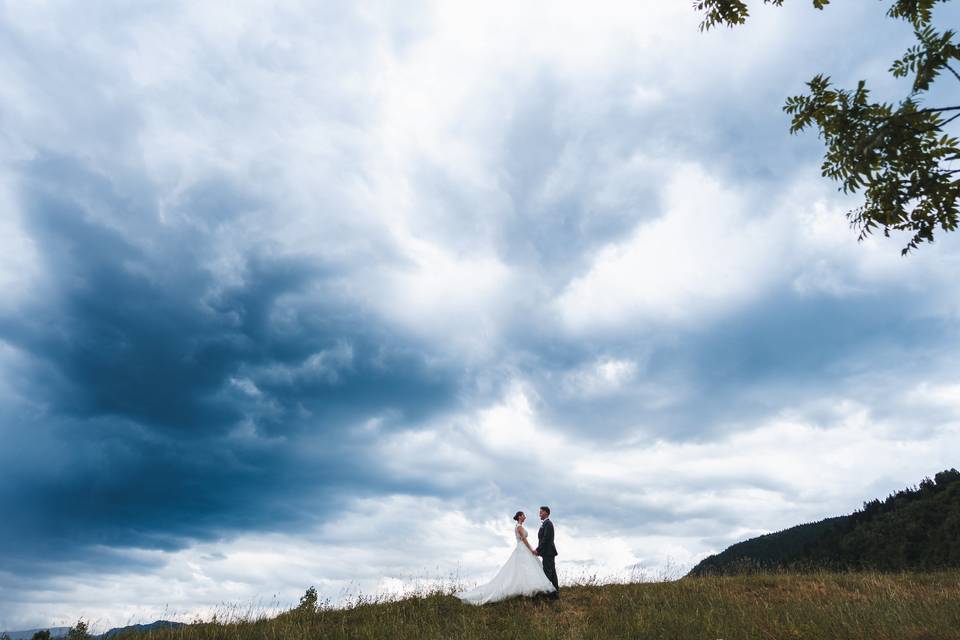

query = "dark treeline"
[[689, 469, 960, 576]]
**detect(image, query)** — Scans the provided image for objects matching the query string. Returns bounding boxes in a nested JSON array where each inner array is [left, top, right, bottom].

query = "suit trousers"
[[541, 555, 559, 597]]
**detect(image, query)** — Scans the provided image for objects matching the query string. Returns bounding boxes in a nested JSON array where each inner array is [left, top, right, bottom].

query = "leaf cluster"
[[298, 585, 319, 612], [784, 78, 959, 253], [66, 621, 91, 640], [693, 0, 946, 31], [692, 0, 826, 31], [695, 0, 960, 253]]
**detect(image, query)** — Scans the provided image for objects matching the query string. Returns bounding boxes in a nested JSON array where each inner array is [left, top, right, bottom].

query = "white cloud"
[[374, 377, 960, 574], [556, 163, 788, 330], [562, 357, 638, 398], [365, 239, 517, 357], [905, 382, 960, 416]]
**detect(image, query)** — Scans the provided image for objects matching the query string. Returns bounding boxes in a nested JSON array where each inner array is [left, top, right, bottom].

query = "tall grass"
[[104, 571, 960, 640]]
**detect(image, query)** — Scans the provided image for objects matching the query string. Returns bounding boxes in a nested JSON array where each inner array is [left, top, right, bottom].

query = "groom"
[[534, 505, 560, 599]]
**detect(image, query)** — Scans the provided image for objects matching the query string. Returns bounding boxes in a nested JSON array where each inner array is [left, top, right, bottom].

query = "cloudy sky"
[[2, 0, 960, 630]]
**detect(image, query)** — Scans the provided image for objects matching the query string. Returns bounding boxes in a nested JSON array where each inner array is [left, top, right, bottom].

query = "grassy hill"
[[690, 469, 960, 576], [84, 572, 960, 640]]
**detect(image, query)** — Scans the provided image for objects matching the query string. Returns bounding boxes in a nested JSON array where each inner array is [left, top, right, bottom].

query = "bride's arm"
[[517, 526, 536, 554]]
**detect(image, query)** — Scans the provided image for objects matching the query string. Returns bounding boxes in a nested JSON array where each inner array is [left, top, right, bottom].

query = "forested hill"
[[689, 469, 960, 576]]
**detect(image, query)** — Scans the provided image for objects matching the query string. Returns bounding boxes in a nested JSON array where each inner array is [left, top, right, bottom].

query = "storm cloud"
[[1, 0, 959, 630]]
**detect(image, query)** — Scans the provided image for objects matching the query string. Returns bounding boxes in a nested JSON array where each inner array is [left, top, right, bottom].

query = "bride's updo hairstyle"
[[513, 511, 524, 522]]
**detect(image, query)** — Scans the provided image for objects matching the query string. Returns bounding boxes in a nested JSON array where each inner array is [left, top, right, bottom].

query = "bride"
[[456, 511, 557, 605]]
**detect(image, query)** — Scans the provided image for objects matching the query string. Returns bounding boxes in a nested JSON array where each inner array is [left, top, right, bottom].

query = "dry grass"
[[105, 571, 960, 640]]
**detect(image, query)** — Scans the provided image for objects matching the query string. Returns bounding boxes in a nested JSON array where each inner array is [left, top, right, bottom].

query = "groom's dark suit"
[[536, 518, 559, 598]]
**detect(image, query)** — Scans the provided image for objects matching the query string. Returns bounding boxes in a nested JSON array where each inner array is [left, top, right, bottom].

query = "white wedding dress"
[[456, 525, 557, 605]]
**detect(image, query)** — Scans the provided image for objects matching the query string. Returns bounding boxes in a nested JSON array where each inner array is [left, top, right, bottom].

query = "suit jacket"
[[536, 518, 558, 557]]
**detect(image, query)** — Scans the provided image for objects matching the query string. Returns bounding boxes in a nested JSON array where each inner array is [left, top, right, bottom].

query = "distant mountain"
[[689, 468, 960, 576], [2, 621, 184, 640], [1, 628, 69, 640], [99, 621, 185, 638]]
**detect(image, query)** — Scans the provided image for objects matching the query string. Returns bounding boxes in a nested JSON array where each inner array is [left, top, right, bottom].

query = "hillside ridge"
[[689, 468, 960, 576]]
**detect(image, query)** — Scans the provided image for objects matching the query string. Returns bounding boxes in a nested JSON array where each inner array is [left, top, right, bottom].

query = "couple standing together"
[[456, 506, 560, 605]]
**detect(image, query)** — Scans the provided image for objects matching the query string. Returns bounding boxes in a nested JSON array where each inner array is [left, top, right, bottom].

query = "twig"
[[914, 106, 960, 113], [945, 63, 960, 84]]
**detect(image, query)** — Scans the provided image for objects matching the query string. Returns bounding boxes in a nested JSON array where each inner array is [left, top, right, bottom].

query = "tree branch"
[[945, 63, 960, 84], [911, 106, 960, 114], [870, 106, 960, 125], [940, 112, 960, 128]]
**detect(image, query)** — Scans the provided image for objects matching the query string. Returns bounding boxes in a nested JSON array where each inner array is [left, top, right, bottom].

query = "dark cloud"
[[0, 154, 462, 575]]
